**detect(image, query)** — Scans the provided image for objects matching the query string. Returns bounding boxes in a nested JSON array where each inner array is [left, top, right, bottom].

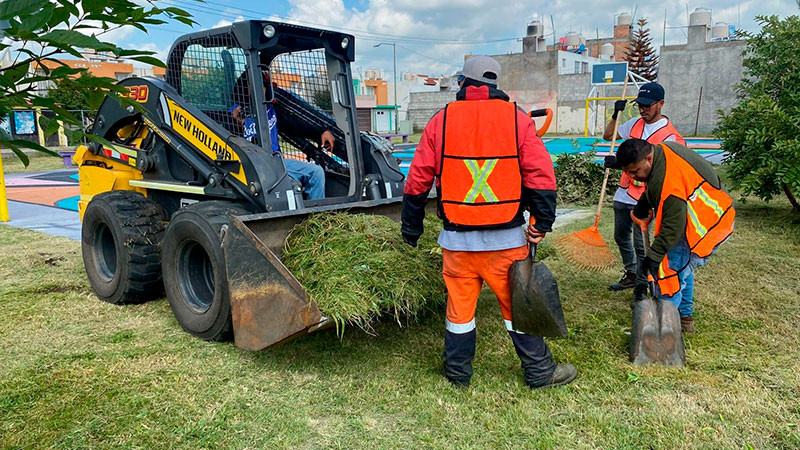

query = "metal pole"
[[694, 86, 703, 136], [392, 42, 398, 134], [0, 151, 9, 222]]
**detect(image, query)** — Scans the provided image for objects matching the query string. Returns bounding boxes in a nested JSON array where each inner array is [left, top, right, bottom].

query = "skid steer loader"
[[75, 20, 409, 350]]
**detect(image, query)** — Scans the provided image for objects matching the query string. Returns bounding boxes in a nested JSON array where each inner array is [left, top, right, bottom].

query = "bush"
[[554, 150, 617, 205]]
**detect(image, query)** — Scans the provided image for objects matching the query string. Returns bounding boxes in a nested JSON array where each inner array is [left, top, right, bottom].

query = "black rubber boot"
[[443, 329, 476, 387], [609, 271, 637, 291], [507, 331, 557, 388]]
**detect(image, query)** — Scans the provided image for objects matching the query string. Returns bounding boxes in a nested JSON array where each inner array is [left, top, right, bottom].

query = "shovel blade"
[[630, 298, 686, 366], [509, 258, 568, 337]]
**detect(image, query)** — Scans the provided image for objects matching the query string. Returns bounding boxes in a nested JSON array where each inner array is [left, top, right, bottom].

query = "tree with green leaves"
[[0, 0, 196, 166], [625, 18, 658, 81], [715, 15, 800, 212]]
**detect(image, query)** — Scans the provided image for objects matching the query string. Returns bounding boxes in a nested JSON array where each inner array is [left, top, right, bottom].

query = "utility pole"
[[374, 42, 398, 133]]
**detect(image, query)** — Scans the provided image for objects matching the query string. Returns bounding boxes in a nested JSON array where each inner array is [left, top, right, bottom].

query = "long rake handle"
[[593, 74, 630, 227]]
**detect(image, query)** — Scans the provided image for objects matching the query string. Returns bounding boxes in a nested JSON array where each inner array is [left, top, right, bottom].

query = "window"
[[582, 62, 589, 73], [562, 58, 566, 68], [574, 61, 581, 74]]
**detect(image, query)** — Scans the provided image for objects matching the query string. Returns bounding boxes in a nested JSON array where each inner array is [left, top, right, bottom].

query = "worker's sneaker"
[[529, 364, 577, 389], [680, 316, 696, 334], [609, 271, 637, 291]]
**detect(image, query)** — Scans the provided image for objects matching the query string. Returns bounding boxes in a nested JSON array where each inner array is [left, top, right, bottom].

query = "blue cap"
[[634, 82, 664, 105]]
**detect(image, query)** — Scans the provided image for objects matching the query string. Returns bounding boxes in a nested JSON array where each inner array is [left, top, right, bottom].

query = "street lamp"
[[373, 42, 398, 134]]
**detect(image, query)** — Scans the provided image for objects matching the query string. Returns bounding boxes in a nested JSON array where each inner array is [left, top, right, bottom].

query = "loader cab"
[[165, 20, 362, 206]]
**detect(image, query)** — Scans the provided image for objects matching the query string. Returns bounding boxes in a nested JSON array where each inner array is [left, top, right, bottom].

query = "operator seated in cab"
[[229, 69, 335, 200]]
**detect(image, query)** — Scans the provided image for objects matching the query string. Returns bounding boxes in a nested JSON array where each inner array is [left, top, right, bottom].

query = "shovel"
[[509, 227, 568, 337], [629, 218, 686, 366]]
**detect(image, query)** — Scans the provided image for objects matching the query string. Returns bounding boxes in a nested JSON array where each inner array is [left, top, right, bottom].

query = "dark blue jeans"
[[613, 201, 645, 278]]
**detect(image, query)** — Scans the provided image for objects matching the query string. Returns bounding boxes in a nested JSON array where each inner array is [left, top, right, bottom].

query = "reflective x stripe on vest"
[[653, 143, 734, 296], [623, 117, 687, 202], [463, 159, 499, 203], [438, 99, 521, 228]]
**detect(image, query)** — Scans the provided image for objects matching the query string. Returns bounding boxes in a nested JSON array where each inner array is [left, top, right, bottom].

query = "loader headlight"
[[263, 25, 276, 38], [341, 37, 349, 49]]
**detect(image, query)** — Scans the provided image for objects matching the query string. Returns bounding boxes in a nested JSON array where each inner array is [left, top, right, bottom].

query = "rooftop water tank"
[[712, 22, 729, 40], [564, 31, 582, 48], [600, 42, 614, 59], [617, 13, 632, 26], [527, 20, 544, 37], [690, 7, 712, 26]]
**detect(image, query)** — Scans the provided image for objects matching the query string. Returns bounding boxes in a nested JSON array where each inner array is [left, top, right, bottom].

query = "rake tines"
[[554, 219, 616, 271]]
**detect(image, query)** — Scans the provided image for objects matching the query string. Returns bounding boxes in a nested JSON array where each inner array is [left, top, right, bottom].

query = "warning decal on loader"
[[165, 97, 247, 185]]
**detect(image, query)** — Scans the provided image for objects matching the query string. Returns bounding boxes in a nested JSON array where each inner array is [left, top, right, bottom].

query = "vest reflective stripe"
[[463, 159, 499, 202], [439, 99, 522, 228], [629, 117, 687, 146], [623, 117, 686, 201], [653, 144, 735, 296]]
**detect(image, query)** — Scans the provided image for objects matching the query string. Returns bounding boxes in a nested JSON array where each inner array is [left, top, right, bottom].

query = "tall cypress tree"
[[625, 18, 658, 81]]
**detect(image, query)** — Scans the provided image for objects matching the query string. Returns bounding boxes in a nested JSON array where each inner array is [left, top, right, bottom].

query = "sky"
[[90, 0, 800, 78]]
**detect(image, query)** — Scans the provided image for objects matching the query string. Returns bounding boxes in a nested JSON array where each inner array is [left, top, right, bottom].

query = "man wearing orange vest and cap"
[[616, 138, 734, 334], [401, 55, 577, 389], [603, 82, 686, 292]]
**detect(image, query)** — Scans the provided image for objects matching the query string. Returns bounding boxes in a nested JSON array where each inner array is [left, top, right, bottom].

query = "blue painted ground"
[[393, 138, 724, 176]]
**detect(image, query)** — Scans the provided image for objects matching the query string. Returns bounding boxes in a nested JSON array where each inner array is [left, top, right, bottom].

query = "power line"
[[161, 0, 523, 46]]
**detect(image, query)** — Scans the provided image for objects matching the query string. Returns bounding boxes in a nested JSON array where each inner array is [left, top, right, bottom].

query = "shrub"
[[554, 150, 617, 205]]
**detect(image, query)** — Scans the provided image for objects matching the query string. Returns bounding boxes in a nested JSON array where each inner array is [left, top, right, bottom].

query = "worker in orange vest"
[[603, 82, 686, 292], [616, 138, 734, 333], [401, 55, 576, 389]]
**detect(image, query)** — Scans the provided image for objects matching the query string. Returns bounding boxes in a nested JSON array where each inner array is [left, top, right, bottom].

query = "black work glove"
[[612, 99, 627, 120], [633, 281, 648, 302], [604, 155, 620, 169], [634, 257, 660, 301], [402, 232, 420, 248]]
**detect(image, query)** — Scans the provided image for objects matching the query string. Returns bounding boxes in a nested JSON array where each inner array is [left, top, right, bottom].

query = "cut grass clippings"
[[282, 213, 445, 334]]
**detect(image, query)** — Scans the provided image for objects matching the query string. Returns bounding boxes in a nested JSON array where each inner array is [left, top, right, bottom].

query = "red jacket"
[[401, 83, 557, 238]]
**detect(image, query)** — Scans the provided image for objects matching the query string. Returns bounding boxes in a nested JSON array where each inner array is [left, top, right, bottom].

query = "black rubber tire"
[[161, 201, 249, 341], [81, 191, 165, 304]]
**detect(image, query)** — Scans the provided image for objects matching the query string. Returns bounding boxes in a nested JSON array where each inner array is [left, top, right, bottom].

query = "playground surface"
[[3, 169, 81, 240]]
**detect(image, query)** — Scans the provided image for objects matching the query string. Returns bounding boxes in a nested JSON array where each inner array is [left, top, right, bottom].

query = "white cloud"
[[212, 15, 246, 30]]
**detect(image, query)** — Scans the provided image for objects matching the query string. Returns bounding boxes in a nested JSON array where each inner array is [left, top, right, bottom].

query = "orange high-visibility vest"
[[621, 117, 686, 202], [653, 144, 735, 296], [438, 99, 522, 228]]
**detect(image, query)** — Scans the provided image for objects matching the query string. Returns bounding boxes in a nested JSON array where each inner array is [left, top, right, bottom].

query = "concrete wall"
[[659, 25, 746, 134], [408, 91, 455, 130]]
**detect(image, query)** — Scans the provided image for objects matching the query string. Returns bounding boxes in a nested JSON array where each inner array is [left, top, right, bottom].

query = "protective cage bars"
[[166, 32, 254, 146], [268, 49, 347, 167]]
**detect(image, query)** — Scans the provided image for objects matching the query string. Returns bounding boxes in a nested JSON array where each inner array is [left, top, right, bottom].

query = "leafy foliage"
[[625, 18, 658, 81], [554, 149, 617, 205], [44, 72, 100, 111], [715, 15, 800, 211], [313, 90, 332, 112], [0, 0, 198, 166]]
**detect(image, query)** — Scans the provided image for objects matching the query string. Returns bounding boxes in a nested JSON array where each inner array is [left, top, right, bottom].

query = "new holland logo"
[[165, 97, 246, 184]]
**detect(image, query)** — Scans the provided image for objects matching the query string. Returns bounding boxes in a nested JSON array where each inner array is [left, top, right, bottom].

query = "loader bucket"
[[221, 198, 406, 351]]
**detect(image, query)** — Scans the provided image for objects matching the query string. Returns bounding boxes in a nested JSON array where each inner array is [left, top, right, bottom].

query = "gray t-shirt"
[[437, 226, 526, 252]]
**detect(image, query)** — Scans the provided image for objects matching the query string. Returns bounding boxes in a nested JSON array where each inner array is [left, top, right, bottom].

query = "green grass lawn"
[[1, 152, 68, 174], [1, 199, 799, 448]]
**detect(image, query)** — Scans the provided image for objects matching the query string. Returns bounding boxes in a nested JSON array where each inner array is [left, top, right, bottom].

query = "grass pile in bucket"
[[283, 213, 445, 334]]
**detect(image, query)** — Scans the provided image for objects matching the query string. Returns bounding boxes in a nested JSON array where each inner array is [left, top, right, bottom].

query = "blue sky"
[[107, 0, 798, 78]]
